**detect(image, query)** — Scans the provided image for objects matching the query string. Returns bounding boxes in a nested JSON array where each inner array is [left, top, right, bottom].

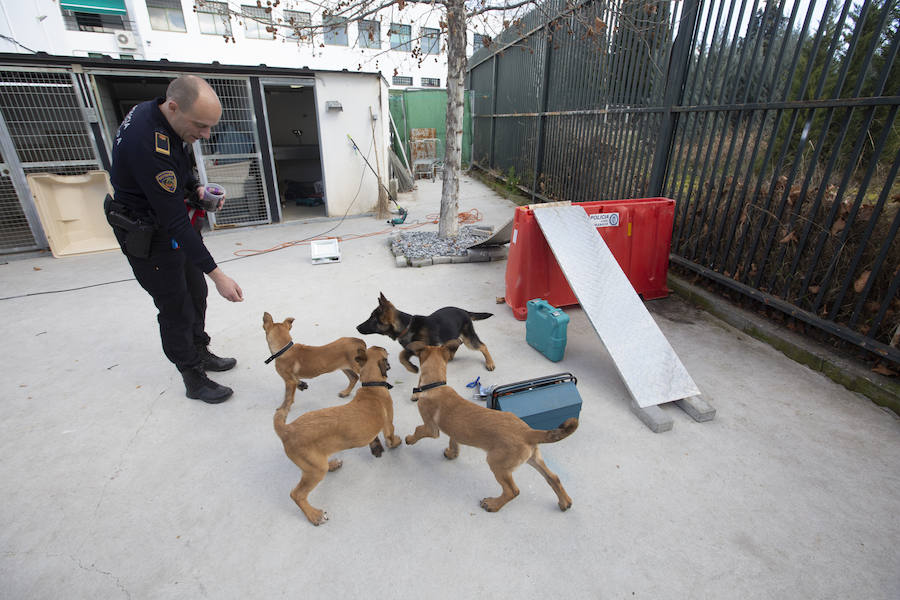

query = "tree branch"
[[466, 0, 540, 19], [196, 0, 448, 41]]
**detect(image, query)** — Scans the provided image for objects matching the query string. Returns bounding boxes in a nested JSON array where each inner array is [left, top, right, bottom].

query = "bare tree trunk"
[[439, 0, 466, 238]]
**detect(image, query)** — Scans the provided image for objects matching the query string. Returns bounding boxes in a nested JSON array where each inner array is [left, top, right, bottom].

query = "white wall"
[[0, 0, 126, 57], [314, 72, 389, 217], [136, 1, 448, 87], [0, 0, 500, 90]]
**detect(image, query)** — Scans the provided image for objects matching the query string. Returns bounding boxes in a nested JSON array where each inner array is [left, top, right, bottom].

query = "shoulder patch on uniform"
[[155, 170, 177, 193], [154, 132, 170, 156]]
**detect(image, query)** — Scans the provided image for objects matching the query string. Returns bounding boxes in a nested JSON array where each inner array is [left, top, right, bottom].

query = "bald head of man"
[[160, 75, 222, 144]]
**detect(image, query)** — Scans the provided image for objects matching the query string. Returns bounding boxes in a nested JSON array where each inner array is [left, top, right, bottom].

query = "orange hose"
[[231, 209, 483, 257]]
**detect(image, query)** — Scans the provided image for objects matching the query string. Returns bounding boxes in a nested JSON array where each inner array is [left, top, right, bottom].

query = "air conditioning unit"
[[115, 31, 137, 50]]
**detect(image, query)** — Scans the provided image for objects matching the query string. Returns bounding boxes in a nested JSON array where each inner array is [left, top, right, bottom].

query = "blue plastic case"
[[489, 373, 582, 430]]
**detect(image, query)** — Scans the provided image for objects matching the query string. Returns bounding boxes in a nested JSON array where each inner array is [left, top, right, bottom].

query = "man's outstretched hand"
[[208, 267, 243, 302]]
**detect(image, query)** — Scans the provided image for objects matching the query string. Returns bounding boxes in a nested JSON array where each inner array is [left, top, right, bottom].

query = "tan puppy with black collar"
[[263, 311, 367, 404], [405, 340, 578, 513], [273, 345, 401, 525]]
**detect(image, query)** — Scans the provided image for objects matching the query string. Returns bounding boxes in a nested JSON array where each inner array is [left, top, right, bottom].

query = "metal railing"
[[468, 0, 899, 364]]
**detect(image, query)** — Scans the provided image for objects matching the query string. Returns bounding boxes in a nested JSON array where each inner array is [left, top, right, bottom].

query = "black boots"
[[182, 366, 233, 403], [197, 345, 237, 372], [181, 346, 235, 402]]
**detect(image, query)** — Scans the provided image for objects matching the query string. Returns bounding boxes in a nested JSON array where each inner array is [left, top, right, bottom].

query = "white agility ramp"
[[533, 205, 713, 431]]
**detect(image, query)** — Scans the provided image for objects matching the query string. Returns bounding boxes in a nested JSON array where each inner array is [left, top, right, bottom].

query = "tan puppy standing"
[[274, 346, 401, 525], [405, 340, 578, 512], [263, 312, 366, 403]]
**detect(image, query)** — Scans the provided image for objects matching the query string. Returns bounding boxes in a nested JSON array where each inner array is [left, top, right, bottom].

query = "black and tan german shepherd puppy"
[[356, 292, 495, 373]]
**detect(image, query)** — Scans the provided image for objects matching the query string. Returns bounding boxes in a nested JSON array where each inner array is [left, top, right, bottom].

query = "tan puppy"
[[405, 340, 578, 512], [274, 346, 401, 525], [263, 312, 367, 404]]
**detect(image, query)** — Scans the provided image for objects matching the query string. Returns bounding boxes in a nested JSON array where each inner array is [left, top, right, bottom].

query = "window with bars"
[[392, 75, 412, 86], [390, 23, 410, 51], [421, 77, 440, 87], [284, 10, 311, 41], [197, 1, 231, 36], [324, 16, 348, 46], [146, 0, 185, 32], [421, 27, 440, 55], [62, 10, 130, 33], [358, 20, 380, 49], [242, 5, 272, 39], [473, 33, 491, 50]]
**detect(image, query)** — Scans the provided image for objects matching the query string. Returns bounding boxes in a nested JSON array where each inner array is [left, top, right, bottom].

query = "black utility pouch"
[[104, 194, 154, 259], [124, 225, 154, 258]]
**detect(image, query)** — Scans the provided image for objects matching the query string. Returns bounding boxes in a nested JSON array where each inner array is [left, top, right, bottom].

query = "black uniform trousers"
[[124, 242, 211, 372]]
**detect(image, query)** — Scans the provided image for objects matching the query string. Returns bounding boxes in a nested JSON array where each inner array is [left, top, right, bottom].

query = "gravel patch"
[[392, 226, 491, 259]]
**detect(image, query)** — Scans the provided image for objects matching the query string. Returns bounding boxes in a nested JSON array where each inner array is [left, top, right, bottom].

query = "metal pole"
[[488, 53, 498, 169], [647, 0, 701, 197], [531, 24, 552, 202]]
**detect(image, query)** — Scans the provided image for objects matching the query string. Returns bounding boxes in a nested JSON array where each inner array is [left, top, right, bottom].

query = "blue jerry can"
[[526, 298, 569, 362]]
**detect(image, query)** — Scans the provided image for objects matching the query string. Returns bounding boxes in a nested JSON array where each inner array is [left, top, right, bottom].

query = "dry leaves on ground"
[[871, 362, 897, 377]]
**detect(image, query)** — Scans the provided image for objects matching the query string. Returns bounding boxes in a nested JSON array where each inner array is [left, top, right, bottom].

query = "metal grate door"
[[199, 77, 270, 227], [0, 148, 39, 252], [0, 68, 103, 253]]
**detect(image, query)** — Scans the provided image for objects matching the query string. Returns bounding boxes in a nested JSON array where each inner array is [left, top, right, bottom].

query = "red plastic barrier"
[[505, 198, 675, 320]]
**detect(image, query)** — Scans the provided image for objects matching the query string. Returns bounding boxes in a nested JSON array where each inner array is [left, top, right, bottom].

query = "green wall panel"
[[388, 89, 472, 167]]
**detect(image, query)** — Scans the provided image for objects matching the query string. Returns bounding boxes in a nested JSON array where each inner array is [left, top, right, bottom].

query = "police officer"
[[108, 75, 243, 403]]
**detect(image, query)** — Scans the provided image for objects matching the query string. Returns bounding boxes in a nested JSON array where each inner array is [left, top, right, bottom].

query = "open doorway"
[[262, 83, 325, 221], [92, 74, 170, 146]]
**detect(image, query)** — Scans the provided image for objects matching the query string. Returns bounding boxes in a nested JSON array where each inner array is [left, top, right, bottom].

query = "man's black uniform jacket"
[[110, 97, 216, 273]]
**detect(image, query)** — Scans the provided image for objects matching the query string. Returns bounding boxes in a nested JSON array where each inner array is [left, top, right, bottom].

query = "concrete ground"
[[1, 174, 898, 599]]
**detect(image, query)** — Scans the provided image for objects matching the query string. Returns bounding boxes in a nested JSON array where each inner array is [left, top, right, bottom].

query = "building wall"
[[0, 0, 127, 58], [0, 54, 388, 255], [0, 0, 495, 90], [314, 71, 389, 217]]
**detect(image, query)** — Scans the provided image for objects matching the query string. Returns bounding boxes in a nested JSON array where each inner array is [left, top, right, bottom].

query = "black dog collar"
[[362, 381, 394, 389], [412, 381, 446, 394], [264, 341, 294, 364]]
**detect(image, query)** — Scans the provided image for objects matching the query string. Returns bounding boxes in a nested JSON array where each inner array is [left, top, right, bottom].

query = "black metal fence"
[[468, 0, 900, 365]]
